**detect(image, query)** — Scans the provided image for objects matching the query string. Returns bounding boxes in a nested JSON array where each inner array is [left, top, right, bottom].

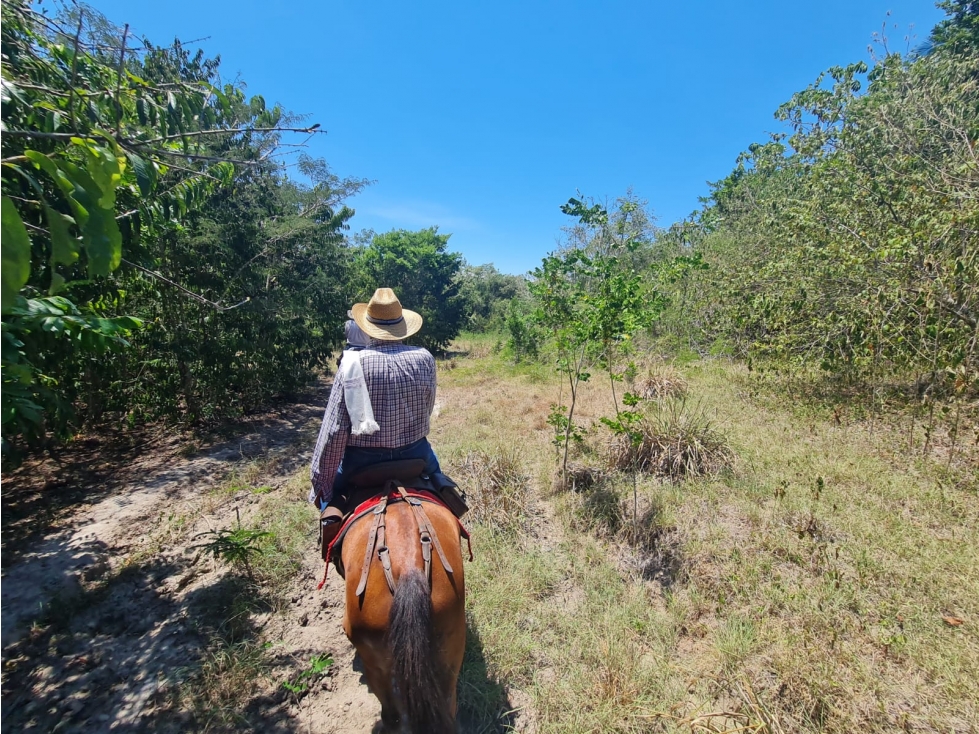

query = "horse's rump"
[[341, 498, 467, 731]]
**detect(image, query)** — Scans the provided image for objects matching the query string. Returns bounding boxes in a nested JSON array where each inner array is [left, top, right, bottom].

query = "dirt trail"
[[1, 372, 530, 733], [0, 381, 396, 732], [1, 387, 325, 648]]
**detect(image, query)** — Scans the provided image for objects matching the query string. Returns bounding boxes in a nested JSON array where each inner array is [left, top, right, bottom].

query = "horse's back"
[[340, 497, 467, 731], [341, 499, 465, 635]]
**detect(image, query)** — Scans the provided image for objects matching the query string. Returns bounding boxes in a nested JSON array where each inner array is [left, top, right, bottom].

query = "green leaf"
[[49, 272, 67, 294], [1, 197, 32, 312], [24, 151, 86, 222], [45, 206, 78, 267], [83, 205, 122, 277], [127, 153, 156, 197], [79, 142, 124, 209]]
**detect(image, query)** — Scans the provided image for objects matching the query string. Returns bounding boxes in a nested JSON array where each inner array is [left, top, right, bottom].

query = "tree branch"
[[135, 125, 324, 146], [68, 9, 83, 131], [114, 24, 129, 135], [121, 258, 251, 312]]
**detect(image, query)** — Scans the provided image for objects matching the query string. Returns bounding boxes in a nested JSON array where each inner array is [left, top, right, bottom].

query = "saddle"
[[317, 460, 471, 594], [334, 459, 468, 519]]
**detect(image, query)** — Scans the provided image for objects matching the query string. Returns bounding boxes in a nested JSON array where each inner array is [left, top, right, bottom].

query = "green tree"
[[457, 263, 529, 332], [354, 228, 466, 351], [531, 195, 663, 481], [0, 1, 356, 452], [661, 1, 978, 437]]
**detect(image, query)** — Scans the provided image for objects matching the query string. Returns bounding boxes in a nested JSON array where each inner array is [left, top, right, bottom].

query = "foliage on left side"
[[0, 0, 362, 456]]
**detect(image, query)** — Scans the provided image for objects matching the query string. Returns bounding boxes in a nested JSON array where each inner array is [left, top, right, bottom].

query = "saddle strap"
[[355, 495, 388, 597], [397, 486, 454, 579], [376, 516, 396, 594]]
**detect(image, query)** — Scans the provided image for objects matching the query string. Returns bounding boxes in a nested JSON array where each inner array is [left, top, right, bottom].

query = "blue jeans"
[[322, 437, 441, 510]]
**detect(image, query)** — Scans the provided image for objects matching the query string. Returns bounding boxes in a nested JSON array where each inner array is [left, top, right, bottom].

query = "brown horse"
[[339, 491, 467, 733]]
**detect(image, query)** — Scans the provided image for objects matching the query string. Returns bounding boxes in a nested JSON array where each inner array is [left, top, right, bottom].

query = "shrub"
[[606, 398, 734, 480]]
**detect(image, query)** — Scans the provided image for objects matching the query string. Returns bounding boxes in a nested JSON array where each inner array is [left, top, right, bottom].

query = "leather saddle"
[[325, 459, 469, 582], [345, 459, 467, 518]]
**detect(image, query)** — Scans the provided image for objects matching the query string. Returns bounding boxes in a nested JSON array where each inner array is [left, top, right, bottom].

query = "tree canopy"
[[353, 227, 467, 351], [651, 1, 977, 408], [0, 0, 363, 453]]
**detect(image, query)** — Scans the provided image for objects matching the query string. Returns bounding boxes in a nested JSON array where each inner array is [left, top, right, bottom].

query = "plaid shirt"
[[309, 339, 437, 504]]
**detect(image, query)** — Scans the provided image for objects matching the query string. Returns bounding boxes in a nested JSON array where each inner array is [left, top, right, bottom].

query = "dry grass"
[[606, 398, 735, 480], [434, 340, 979, 733], [634, 365, 688, 400], [661, 361, 979, 732], [453, 446, 529, 530], [552, 460, 608, 492]]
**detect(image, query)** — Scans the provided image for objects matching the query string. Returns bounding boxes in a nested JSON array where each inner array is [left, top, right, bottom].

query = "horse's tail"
[[388, 568, 455, 733]]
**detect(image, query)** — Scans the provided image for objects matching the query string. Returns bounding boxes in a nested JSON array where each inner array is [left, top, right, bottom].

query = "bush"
[[606, 398, 734, 480]]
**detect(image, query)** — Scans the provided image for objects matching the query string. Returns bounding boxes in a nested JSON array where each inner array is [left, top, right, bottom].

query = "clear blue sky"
[[90, 0, 944, 274]]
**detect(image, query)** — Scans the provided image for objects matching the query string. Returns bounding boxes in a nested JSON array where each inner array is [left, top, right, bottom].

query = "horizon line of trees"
[[5, 0, 974, 460]]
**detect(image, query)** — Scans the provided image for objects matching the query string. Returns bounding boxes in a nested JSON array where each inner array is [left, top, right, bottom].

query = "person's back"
[[344, 315, 370, 350], [350, 341, 435, 452]]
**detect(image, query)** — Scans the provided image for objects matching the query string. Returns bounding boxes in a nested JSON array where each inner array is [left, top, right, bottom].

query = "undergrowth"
[[160, 336, 979, 733], [605, 397, 735, 479], [439, 337, 979, 733]]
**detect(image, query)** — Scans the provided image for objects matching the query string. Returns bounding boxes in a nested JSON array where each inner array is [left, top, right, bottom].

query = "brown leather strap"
[[420, 534, 432, 583], [375, 488, 397, 594], [397, 486, 454, 579], [377, 518, 396, 594], [344, 484, 459, 598], [418, 502, 453, 576], [355, 496, 388, 597]]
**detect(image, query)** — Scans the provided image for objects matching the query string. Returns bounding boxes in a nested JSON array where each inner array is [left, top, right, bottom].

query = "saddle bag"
[[432, 472, 469, 518]]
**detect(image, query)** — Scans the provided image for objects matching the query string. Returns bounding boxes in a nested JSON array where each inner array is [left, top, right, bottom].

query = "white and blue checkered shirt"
[[309, 339, 437, 505]]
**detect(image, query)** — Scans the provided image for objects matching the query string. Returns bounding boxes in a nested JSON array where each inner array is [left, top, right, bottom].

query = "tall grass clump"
[[454, 447, 528, 530], [633, 365, 688, 401], [607, 398, 734, 480]]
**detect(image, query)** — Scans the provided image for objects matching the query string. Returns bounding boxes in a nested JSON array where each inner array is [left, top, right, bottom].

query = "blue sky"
[[90, 0, 945, 274]]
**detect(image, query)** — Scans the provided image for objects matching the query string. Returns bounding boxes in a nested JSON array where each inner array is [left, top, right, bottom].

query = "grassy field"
[[51, 332, 970, 733], [429, 334, 978, 733]]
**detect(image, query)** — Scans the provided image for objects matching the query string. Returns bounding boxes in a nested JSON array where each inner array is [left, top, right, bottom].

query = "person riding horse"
[[311, 288, 467, 733], [310, 288, 442, 549]]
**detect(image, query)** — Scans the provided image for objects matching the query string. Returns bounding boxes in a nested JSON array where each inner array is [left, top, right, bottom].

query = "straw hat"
[[351, 288, 423, 341]]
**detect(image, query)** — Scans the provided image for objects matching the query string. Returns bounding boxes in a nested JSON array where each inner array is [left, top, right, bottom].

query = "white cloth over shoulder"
[[338, 351, 379, 435]]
